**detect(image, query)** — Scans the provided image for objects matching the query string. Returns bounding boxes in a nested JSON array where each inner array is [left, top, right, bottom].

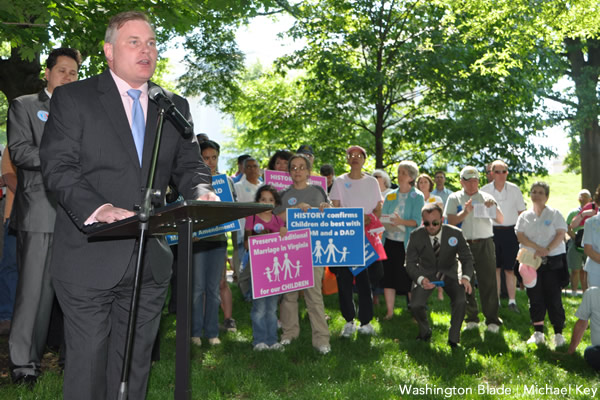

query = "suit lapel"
[[439, 226, 450, 258], [97, 71, 144, 172]]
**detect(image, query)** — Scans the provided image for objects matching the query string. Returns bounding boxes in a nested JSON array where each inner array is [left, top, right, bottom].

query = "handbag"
[[575, 229, 584, 249]]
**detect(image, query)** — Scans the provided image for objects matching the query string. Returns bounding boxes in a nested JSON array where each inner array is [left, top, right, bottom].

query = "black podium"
[[88, 200, 271, 399]]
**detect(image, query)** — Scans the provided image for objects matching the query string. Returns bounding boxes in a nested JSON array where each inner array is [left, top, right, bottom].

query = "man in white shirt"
[[567, 286, 600, 371], [444, 166, 504, 333], [481, 160, 526, 312]]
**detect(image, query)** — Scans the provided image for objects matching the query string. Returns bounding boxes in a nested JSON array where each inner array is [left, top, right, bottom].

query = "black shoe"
[[416, 331, 432, 342], [508, 303, 520, 313], [448, 340, 459, 348], [12, 373, 38, 388]]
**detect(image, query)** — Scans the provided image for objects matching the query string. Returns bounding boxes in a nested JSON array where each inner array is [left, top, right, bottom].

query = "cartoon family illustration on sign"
[[312, 238, 350, 263], [263, 253, 304, 283]]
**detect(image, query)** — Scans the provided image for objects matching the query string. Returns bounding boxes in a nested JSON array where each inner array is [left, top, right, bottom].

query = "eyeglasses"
[[494, 170, 508, 174], [291, 165, 307, 171], [423, 220, 441, 227], [347, 153, 364, 159], [530, 190, 546, 195]]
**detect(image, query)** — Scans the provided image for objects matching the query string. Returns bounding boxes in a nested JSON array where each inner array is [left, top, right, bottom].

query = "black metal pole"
[[117, 222, 148, 399], [117, 109, 166, 400], [174, 219, 193, 400]]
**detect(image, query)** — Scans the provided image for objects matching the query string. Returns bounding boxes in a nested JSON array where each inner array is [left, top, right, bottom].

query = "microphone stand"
[[118, 107, 166, 400]]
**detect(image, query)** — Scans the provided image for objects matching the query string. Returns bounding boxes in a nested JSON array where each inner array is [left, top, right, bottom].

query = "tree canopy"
[[227, 0, 559, 184], [2, 0, 599, 188], [0, 0, 277, 102]]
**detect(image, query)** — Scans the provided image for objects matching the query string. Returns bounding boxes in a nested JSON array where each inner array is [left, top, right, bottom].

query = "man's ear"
[[104, 42, 113, 63]]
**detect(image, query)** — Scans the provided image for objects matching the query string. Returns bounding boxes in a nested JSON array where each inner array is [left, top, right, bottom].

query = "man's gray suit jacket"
[[405, 224, 474, 283]]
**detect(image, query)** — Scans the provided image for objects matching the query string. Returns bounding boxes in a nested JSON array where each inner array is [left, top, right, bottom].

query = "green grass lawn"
[[1, 171, 596, 399], [1, 286, 598, 399]]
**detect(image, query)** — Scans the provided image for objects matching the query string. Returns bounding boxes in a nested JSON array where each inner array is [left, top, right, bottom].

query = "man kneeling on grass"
[[566, 286, 600, 370], [405, 203, 474, 347]]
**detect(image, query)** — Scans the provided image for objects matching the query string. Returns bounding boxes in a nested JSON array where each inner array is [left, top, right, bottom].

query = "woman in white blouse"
[[515, 181, 568, 347]]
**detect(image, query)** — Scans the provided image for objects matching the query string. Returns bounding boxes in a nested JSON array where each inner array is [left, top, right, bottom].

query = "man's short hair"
[[105, 11, 151, 44], [243, 157, 258, 169], [46, 48, 82, 70], [491, 160, 508, 171], [530, 181, 550, 197], [237, 154, 251, 165], [434, 170, 446, 178], [422, 202, 443, 217], [320, 164, 334, 176]]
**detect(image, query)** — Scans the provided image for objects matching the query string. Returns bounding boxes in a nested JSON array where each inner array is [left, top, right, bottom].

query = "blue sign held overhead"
[[166, 174, 240, 244], [286, 207, 364, 267]]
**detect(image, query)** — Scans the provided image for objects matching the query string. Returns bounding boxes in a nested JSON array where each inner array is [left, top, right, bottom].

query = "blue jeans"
[[0, 220, 17, 321], [251, 295, 279, 346], [191, 244, 226, 338]]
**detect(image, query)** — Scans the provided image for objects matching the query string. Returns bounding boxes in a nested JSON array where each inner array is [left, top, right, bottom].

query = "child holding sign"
[[245, 185, 287, 351]]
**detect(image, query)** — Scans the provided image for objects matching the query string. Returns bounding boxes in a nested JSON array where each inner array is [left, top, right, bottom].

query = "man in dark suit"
[[7, 47, 81, 384], [405, 203, 474, 347], [39, 11, 216, 400]]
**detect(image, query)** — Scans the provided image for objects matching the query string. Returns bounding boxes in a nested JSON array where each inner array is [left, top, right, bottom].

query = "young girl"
[[245, 185, 287, 351]]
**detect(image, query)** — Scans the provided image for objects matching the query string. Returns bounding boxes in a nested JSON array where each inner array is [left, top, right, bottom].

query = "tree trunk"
[[0, 47, 44, 102], [565, 37, 600, 191], [374, 103, 385, 169], [581, 121, 600, 192]]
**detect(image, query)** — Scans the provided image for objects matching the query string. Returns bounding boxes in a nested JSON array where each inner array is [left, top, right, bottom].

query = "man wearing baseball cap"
[[444, 166, 504, 333]]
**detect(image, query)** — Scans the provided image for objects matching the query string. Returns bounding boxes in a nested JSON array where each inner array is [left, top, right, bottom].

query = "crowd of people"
[[194, 141, 600, 372], [0, 9, 598, 399]]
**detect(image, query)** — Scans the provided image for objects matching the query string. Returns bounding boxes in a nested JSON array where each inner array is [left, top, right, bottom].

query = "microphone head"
[[148, 85, 164, 102]]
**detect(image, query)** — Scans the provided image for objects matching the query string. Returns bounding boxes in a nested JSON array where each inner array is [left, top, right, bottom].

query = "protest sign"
[[286, 208, 364, 267], [248, 228, 314, 299], [264, 170, 327, 192], [165, 174, 239, 244]]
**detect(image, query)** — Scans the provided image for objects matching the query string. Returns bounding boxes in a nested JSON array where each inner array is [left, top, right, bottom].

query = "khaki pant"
[[279, 267, 330, 347]]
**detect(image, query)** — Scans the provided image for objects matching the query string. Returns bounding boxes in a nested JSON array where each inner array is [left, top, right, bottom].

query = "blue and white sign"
[[166, 174, 240, 244], [349, 237, 379, 276], [286, 207, 364, 267]]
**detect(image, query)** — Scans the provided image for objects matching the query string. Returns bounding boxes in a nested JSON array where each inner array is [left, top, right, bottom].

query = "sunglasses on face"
[[494, 170, 508, 174], [423, 220, 441, 227]]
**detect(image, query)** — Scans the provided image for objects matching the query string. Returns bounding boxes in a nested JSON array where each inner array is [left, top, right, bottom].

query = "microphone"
[[148, 86, 194, 137]]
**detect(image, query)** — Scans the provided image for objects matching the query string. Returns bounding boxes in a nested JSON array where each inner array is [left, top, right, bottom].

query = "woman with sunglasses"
[[380, 161, 425, 320], [515, 181, 568, 346]]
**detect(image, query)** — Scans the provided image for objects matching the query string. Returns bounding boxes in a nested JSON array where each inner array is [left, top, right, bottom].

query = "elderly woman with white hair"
[[380, 161, 425, 319], [373, 169, 393, 197]]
